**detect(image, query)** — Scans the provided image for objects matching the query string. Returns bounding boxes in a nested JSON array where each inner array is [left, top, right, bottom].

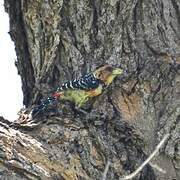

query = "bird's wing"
[[56, 73, 100, 91]]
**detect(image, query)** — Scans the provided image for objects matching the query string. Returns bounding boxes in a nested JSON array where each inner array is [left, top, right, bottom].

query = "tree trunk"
[[1, 0, 179, 179]]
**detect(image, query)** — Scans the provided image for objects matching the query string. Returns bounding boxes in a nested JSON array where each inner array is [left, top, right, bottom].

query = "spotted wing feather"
[[57, 73, 99, 91]]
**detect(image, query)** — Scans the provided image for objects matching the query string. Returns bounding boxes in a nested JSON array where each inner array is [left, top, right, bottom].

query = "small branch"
[[149, 162, 166, 174], [119, 133, 169, 180], [101, 160, 111, 180], [101, 134, 169, 180]]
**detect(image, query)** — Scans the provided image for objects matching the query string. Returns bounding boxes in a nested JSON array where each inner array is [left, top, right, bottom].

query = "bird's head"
[[93, 64, 123, 85]]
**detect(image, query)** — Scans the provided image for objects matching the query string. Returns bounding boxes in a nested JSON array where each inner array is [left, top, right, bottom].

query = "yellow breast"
[[85, 85, 103, 97]]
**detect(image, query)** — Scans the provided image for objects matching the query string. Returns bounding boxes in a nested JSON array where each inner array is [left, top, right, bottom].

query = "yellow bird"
[[53, 64, 123, 108], [30, 64, 123, 118]]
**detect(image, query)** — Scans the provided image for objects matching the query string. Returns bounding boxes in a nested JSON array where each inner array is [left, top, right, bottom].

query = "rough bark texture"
[[1, 0, 179, 179]]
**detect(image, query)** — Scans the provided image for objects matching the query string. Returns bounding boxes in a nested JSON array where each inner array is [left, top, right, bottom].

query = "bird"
[[27, 64, 123, 120]]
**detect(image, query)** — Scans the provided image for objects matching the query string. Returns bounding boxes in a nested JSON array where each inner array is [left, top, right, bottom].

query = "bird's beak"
[[112, 68, 123, 75]]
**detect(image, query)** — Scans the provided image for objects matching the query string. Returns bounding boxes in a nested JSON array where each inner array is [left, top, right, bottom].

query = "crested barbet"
[[30, 64, 123, 119]]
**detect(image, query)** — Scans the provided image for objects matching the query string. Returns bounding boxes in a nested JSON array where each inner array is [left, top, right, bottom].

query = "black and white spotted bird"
[[29, 64, 123, 119]]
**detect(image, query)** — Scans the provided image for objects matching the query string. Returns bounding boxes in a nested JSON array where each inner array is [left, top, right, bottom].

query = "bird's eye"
[[105, 66, 113, 72]]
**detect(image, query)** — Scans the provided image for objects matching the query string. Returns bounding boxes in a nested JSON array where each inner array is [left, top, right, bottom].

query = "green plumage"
[[61, 85, 103, 108], [61, 89, 89, 108]]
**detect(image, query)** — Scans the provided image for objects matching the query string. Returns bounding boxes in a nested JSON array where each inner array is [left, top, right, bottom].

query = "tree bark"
[[1, 0, 179, 179]]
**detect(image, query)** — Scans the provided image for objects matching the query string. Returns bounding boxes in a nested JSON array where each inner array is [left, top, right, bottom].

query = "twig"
[[119, 133, 169, 180], [101, 160, 111, 180], [149, 162, 166, 174]]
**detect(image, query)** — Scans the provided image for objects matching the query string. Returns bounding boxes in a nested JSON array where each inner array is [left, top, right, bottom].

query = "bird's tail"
[[30, 96, 58, 119]]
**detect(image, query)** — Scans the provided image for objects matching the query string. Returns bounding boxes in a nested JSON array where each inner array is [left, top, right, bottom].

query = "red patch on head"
[[53, 92, 63, 98]]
